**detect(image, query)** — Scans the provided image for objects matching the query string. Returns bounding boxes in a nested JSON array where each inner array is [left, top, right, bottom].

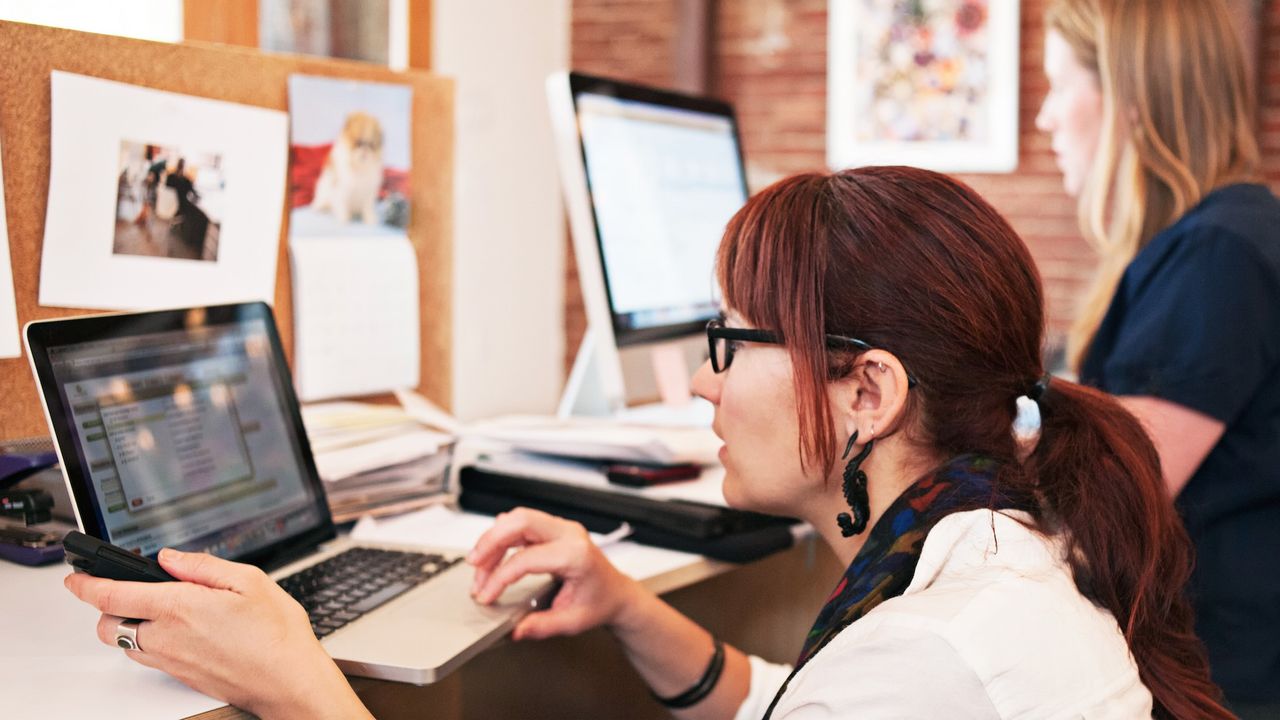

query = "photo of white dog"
[[310, 111, 385, 225], [288, 75, 411, 237]]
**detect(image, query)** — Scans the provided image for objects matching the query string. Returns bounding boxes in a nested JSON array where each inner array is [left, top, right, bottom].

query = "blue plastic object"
[[0, 452, 59, 490]]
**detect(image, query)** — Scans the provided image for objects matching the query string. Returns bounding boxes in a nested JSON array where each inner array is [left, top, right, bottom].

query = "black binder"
[[457, 466, 798, 562]]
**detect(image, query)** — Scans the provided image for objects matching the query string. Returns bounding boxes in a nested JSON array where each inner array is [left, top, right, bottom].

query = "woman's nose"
[[689, 359, 721, 406], [1034, 96, 1053, 132]]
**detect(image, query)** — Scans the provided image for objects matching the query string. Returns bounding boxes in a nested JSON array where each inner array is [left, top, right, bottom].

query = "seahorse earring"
[[836, 430, 874, 537]]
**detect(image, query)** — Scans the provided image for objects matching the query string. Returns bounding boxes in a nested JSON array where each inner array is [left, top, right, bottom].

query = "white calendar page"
[[289, 236, 420, 401], [0, 128, 18, 358]]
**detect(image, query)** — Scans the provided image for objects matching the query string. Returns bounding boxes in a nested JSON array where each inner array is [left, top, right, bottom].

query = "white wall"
[[0, 0, 182, 42], [433, 1, 569, 420]]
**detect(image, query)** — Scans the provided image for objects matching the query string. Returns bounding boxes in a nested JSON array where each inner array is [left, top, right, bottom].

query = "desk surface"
[[0, 508, 736, 720]]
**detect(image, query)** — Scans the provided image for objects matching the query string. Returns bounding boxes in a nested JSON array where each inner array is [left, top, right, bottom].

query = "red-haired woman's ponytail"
[[1027, 379, 1230, 720]]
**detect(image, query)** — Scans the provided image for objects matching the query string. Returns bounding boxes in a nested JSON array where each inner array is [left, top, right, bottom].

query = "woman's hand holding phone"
[[63, 544, 372, 720]]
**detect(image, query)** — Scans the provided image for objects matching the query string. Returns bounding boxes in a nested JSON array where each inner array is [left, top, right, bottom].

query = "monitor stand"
[[558, 329, 713, 427]]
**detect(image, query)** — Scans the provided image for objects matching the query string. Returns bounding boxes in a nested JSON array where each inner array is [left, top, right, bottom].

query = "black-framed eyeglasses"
[[706, 318, 919, 387]]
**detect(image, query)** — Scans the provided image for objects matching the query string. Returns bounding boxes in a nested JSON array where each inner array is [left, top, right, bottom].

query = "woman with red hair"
[[467, 167, 1229, 719], [65, 167, 1228, 719]]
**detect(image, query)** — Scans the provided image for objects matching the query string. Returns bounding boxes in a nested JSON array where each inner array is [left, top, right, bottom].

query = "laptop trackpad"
[[322, 566, 554, 684]]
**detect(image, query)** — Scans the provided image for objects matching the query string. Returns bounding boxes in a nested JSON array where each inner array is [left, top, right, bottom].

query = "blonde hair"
[[1046, 0, 1261, 371]]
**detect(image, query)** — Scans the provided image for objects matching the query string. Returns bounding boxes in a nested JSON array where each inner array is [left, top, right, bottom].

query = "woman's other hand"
[[65, 549, 369, 720], [467, 508, 645, 641]]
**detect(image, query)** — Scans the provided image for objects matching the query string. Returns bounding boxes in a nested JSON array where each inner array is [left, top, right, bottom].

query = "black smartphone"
[[62, 531, 176, 582], [604, 462, 702, 488]]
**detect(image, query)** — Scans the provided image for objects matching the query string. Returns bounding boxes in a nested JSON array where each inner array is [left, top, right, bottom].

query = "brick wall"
[[566, 0, 1279, 375], [565, 0, 681, 372], [1262, 0, 1280, 183]]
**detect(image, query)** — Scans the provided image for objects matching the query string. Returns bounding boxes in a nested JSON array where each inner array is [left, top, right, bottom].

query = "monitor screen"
[[33, 305, 329, 559], [571, 74, 749, 345]]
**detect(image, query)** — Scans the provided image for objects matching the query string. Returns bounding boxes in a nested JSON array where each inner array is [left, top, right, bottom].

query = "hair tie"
[[1027, 373, 1052, 403]]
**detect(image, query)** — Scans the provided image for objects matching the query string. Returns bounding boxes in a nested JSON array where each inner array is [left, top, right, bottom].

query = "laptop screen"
[[28, 304, 332, 562]]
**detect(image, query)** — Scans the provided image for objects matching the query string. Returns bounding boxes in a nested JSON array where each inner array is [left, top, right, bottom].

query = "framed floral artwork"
[[827, 0, 1020, 173]]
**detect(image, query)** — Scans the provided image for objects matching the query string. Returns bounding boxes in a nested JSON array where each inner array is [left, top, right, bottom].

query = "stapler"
[[0, 438, 66, 565]]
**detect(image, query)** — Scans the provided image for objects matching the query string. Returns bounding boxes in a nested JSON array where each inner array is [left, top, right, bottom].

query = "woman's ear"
[[836, 349, 911, 441]]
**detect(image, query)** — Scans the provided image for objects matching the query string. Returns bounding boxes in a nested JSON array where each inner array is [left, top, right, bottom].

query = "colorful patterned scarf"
[[762, 455, 1029, 719]]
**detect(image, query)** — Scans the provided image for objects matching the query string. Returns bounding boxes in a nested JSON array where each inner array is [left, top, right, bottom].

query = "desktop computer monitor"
[[547, 71, 750, 421]]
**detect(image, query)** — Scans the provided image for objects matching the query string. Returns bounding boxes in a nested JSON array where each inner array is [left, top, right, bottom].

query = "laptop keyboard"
[[278, 547, 461, 639]]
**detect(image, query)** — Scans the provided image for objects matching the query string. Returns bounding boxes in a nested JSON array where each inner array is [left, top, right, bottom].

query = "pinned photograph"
[[288, 75, 412, 237], [114, 141, 225, 262], [40, 71, 287, 311]]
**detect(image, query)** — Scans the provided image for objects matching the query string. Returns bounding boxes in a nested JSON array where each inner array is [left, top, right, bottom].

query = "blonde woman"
[[1036, 0, 1280, 714]]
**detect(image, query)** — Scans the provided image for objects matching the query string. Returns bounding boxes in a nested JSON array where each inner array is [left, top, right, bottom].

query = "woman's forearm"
[[609, 580, 751, 720], [469, 509, 753, 718], [256, 669, 373, 720]]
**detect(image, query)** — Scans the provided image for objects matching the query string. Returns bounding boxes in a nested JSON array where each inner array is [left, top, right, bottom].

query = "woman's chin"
[[1062, 171, 1083, 199], [720, 473, 786, 516], [720, 472, 751, 511]]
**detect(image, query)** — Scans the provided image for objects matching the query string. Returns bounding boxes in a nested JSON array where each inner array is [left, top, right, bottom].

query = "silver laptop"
[[25, 302, 553, 684]]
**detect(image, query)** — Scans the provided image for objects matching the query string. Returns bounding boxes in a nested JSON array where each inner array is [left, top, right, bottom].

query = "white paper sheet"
[[289, 236, 420, 400], [312, 428, 449, 482], [301, 400, 426, 452], [39, 71, 287, 310], [0, 562, 223, 720], [0, 131, 19, 357], [395, 388, 462, 434]]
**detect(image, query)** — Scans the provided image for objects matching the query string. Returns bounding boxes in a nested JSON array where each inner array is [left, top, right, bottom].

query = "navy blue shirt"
[[1081, 183, 1280, 703]]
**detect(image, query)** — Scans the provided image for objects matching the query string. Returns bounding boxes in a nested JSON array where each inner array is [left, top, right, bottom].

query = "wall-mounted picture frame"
[[827, 0, 1020, 173], [260, 0, 410, 69]]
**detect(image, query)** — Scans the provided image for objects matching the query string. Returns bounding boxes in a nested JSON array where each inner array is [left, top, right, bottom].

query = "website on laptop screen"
[[46, 317, 324, 557]]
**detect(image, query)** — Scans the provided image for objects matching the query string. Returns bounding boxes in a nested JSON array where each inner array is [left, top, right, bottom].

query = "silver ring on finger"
[[115, 618, 144, 652]]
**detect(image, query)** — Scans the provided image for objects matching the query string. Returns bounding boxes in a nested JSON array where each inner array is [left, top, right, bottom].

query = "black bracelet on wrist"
[[652, 638, 726, 709]]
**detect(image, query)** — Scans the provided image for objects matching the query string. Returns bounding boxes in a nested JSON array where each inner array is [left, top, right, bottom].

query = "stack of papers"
[[396, 388, 719, 468], [301, 392, 724, 525], [462, 415, 722, 466], [301, 401, 454, 523]]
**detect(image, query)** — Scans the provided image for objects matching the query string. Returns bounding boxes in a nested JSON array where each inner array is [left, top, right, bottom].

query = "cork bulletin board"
[[0, 20, 454, 441]]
